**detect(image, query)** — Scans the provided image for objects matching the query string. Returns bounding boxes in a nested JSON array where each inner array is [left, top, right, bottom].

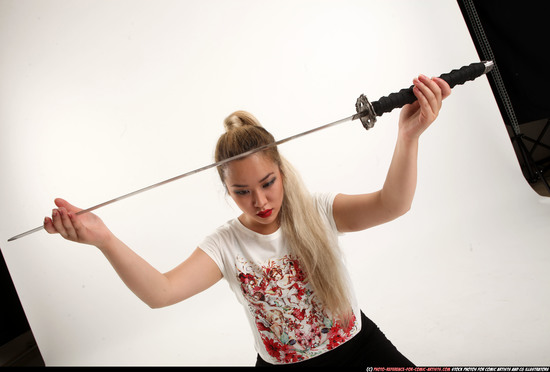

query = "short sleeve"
[[198, 232, 226, 276], [312, 192, 339, 233]]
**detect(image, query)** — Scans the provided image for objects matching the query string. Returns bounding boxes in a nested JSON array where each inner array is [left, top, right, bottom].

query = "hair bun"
[[223, 110, 262, 132]]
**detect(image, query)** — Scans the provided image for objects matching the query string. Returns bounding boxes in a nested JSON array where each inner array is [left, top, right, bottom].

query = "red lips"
[[257, 209, 273, 218]]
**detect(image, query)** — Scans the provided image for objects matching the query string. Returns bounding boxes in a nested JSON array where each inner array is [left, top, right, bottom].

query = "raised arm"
[[44, 198, 222, 308], [333, 75, 451, 233]]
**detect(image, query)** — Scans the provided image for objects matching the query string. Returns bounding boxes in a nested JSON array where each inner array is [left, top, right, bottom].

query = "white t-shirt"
[[199, 192, 361, 364]]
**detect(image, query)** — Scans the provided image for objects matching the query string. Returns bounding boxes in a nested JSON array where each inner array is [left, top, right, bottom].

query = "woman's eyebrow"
[[231, 173, 274, 188], [259, 173, 275, 183]]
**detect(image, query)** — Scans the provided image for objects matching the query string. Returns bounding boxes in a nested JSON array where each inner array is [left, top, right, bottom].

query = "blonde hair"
[[215, 110, 352, 324]]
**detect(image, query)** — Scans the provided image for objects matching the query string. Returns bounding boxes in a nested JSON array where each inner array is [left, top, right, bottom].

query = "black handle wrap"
[[371, 61, 487, 117]]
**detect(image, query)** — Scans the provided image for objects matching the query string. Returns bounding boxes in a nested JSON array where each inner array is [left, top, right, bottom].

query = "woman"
[[44, 74, 451, 366]]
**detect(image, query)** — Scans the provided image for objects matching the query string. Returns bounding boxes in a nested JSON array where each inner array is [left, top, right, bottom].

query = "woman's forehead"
[[224, 153, 280, 182]]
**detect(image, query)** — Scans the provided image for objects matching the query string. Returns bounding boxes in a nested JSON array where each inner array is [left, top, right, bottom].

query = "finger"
[[418, 75, 442, 107], [54, 198, 83, 214], [415, 75, 443, 117], [44, 216, 58, 234], [67, 210, 87, 240], [412, 78, 434, 114], [58, 207, 78, 240], [51, 209, 68, 238], [433, 77, 452, 99]]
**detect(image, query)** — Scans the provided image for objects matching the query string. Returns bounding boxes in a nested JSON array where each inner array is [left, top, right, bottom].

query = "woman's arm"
[[45, 198, 222, 308], [333, 75, 451, 233]]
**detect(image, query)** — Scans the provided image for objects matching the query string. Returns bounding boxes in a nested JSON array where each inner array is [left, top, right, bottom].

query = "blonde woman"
[[45, 74, 451, 367]]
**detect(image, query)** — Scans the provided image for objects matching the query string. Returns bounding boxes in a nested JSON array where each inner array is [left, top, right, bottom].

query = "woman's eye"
[[263, 177, 276, 188], [234, 190, 249, 196]]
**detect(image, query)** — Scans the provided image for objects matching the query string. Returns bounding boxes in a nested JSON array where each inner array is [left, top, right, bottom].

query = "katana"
[[8, 60, 494, 242]]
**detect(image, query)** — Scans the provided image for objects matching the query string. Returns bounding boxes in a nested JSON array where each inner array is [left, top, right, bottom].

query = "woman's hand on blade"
[[44, 198, 113, 248]]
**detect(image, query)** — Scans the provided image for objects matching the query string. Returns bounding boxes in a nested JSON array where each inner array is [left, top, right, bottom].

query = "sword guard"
[[355, 94, 376, 130]]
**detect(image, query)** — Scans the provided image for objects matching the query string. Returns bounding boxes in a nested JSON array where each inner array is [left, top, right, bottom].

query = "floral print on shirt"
[[235, 254, 357, 364]]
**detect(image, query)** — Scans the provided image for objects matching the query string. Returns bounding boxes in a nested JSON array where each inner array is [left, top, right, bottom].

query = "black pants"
[[255, 311, 414, 367]]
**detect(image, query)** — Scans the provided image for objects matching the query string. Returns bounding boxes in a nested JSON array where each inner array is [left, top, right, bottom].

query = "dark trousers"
[[255, 311, 414, 367]]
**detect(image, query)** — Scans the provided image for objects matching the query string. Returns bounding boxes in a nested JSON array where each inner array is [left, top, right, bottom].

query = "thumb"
[[54, 198, 83, 213]]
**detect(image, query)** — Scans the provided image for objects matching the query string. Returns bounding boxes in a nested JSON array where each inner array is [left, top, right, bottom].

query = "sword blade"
[[7, 114, 356, 242]]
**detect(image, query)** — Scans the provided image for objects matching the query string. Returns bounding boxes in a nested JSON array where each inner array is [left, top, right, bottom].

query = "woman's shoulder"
[[311, 191, 340, 233], [203, 218, 240, 240], [312, 191, 338, 210]]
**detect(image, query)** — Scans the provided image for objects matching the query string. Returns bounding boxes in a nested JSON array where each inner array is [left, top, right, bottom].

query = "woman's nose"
[[253, 191, 267, 208]]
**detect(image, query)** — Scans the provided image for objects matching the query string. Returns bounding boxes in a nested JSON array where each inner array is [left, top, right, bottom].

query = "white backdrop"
[[1, 0, 549, 366]]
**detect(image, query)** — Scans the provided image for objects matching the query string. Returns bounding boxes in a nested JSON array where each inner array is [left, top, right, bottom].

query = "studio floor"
[[0, 331, 45, 367]]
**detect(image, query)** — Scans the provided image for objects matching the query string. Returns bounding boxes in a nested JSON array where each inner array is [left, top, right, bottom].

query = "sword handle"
[[371, 61, 493, 117]]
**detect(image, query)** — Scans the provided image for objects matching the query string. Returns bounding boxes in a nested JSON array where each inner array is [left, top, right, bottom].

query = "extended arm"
[[333, 75, 451, 232], [45, 198, 222, 308]]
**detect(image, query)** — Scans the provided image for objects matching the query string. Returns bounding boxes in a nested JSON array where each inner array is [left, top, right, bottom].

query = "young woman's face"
[[224, 153, 284, 235]]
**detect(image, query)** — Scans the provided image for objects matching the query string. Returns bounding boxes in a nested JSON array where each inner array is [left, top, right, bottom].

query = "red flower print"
[[256, 321, 271, 333], [282, 350, 301, 363], [327, 333, 345, 350], [263, 337, 281, 359], [292, 308, 306, 321], [236, 254, 358, 363], [238, 273, 254, 284]]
